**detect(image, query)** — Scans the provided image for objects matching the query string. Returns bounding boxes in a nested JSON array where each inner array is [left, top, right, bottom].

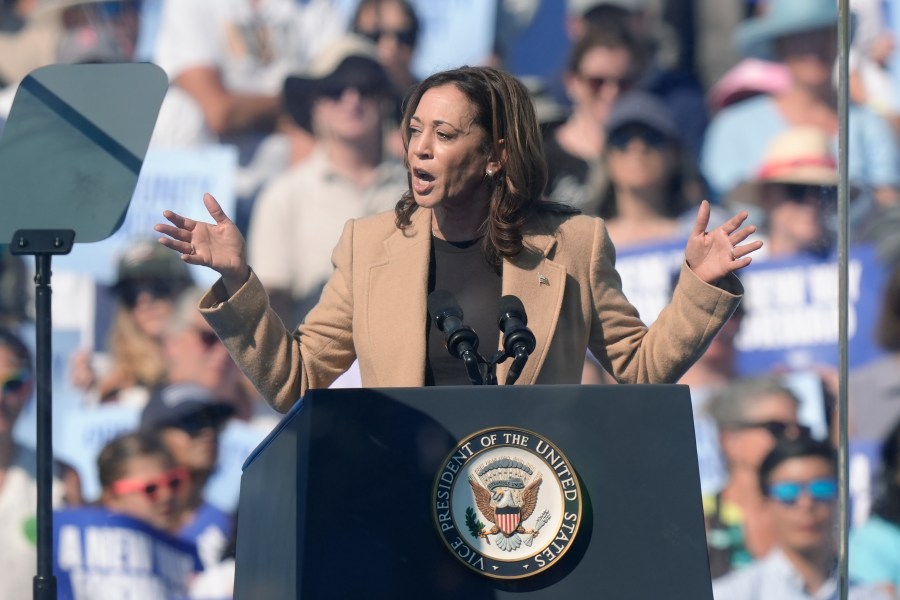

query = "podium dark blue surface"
[[234, 384, 713, 599]]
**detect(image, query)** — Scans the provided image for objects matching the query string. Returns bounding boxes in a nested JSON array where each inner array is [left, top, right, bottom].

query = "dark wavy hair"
[[395, 66, 577, 267]]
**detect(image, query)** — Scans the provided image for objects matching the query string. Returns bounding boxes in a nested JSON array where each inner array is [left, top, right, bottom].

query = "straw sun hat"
[[728, 127, 839, 207], [755, 127, 838, 187]]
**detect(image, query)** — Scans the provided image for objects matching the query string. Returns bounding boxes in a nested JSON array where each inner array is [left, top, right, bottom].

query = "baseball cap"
[[140, 383, 235, 433], [604, 91, 679, 141]]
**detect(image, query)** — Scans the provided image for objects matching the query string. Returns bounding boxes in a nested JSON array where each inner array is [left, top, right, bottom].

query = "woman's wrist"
[[222, 265, 251, 297]]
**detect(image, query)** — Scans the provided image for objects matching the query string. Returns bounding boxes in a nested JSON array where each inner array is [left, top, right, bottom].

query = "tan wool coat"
[[201, 207, 743, 413]]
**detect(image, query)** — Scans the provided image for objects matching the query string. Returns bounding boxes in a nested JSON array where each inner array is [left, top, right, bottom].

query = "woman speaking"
[[155, 66, 761, 413]]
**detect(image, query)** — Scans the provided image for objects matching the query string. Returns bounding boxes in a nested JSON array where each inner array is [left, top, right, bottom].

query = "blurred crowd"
[[2, 0, 900, 598]]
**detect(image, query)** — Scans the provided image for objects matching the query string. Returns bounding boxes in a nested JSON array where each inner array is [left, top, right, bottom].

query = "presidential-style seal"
[[431, 427, 582, 579]]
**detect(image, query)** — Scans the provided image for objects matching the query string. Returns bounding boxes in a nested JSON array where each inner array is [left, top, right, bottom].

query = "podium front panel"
[[235, 384, 712, 600]]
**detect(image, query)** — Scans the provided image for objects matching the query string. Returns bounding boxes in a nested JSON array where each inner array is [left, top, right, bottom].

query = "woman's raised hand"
[[685, 200, 763, 285], [155, 193, 250, 294]]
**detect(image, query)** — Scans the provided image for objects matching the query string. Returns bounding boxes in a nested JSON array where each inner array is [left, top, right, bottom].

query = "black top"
[[425, 237, 502, 385]]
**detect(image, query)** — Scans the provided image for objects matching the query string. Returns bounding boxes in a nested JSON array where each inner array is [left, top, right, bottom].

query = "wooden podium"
[[234, 385, 713, 599]]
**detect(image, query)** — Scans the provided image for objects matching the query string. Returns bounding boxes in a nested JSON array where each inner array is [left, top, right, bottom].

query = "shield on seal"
[[495, 506, 521, 535]]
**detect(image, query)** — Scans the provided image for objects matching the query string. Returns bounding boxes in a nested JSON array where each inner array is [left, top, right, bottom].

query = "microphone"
[[497, 295, 536, 385], [428, 290, 484, 385]]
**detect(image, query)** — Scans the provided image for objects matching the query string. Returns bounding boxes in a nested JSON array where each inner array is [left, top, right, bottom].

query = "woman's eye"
[[437, 131, 452, 140]]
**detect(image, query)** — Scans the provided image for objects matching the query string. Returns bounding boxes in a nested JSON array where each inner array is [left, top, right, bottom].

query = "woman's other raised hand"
[[155, 193, 250, 295], [685, 200, 763, 285]]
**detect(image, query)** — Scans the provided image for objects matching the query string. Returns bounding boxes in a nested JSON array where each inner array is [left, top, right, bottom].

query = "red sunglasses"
[[112, 467, 188, 500]]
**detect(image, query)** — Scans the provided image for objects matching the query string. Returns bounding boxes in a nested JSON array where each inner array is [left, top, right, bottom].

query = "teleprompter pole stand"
[[11, 229, 76, 600]]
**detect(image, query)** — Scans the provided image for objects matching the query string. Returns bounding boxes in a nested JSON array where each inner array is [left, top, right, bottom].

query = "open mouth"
[[412, 167, 435, 194]]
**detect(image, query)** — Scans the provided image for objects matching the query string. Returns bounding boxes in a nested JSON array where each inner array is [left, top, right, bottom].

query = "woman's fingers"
[[203, 193, 231, 225], [691, 199, 711, 237], [154, 222, 192, 243], [162, 209, 196, 231], [728, 224, 758, 245], [157, 235, 193, 256]]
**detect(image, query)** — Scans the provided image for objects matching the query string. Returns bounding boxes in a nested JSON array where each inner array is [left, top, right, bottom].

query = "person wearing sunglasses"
[[0, 328, 82, 600], [161, 288, 253, 418], [352, 0, 421, 161], [703, 376, 806, 578], [140, 383, 235, 569], [713, 435, 890, 600], [352, 0, 419, 100], [729, 126, 842, 261], [98, 432, 184, 532], [70, 239, 195, 407], [248, 35, 408, 327], [590, 90, 708, 248], [543, 20, 645, 210]]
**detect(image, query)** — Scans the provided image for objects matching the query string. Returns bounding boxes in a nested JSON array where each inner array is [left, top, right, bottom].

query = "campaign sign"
[[54, 144, 237, 289], [614, 241, 887, 375], [54, 507, 201, 600], [734, 245, 887, 374]]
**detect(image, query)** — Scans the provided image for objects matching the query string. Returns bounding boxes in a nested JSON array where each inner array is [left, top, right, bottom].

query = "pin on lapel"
[[538, 273, 549, 286]]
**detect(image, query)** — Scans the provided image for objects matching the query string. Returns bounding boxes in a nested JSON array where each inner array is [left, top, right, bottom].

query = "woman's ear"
[[487, 139, 507, 176]]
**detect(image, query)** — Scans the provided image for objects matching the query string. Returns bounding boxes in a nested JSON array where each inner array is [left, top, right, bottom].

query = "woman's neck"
[[432, 201, 490, 242]]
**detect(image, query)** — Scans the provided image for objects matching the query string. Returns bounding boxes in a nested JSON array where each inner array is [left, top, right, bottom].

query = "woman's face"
[[0, 346, 30, 437], [567, 45, 635, 124], [606, 125, 676, 195], [104, 455, 181, 530], [407, 84, 496, 212]]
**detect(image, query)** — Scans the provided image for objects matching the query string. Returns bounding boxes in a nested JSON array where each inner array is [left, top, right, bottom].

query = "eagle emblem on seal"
[[466, 457, 551, 552]]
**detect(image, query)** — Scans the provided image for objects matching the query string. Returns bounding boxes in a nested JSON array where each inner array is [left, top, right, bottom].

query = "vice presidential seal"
[[431, 427, 582, 579]]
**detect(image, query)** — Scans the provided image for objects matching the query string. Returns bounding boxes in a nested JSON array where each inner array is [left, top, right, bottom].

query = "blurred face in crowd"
[[160, 412, 223, 473], [164, 313, 228, 386], [606, 124, 677, 195], [722, 391, 801, 470], [61, 1, 140, 59], [355, 0, 416, 86], [0, 345, 30, 437], [762, 183, 832, 257], [766, 456, 837, 554], [407, 84, 496, 212], [567, 45, 635, 124], [776, 27, 838, 90], [120, 279, 179, 340], [103, 454, 183, 530], [312, 77, 384, 144]]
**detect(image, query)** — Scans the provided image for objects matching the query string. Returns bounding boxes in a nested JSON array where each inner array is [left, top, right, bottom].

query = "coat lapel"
[[497, 232, 566, 385], [365, 208, 432, 386]]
